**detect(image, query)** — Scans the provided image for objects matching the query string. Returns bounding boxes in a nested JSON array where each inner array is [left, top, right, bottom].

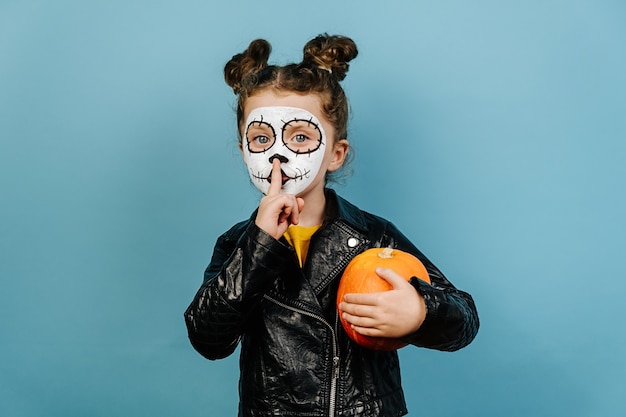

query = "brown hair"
[[224, 34, 358, 143]]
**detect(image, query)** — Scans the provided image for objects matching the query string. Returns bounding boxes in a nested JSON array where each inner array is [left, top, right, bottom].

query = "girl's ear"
[[239, 141, 249, 165], [328, 139, 349, 171]]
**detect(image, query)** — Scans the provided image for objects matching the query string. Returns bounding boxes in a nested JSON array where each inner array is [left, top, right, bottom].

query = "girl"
[[184, 34, 479, 417]]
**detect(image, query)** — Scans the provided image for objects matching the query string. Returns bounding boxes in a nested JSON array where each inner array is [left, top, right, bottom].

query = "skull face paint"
[[242, 106, 327, 195]]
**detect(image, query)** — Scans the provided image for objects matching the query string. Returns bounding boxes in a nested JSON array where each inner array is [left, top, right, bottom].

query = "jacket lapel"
[[305, 220, 370, 296]]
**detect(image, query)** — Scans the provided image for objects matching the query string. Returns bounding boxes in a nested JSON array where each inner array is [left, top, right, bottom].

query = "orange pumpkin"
[[336, 247, 431, 351]]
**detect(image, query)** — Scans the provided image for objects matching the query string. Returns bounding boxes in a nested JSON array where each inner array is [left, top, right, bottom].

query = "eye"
[[255, 135, 271, 145], [282, 119, 323, 154], [245, 121, 276, 153], [293, 134, 308, 143]]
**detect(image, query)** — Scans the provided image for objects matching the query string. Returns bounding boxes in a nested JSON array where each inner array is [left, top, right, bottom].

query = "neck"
[[297, 188, 327, 227]]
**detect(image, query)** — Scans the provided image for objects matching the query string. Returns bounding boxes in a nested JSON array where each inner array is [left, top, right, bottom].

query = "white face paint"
[[242, 106, 327, 195]]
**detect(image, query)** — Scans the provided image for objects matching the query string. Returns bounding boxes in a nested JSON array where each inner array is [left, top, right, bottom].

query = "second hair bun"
[[303, 34, 358, 81]]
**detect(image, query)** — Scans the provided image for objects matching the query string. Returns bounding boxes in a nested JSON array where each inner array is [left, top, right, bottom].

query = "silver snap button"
[[347, 237, 359, 247]]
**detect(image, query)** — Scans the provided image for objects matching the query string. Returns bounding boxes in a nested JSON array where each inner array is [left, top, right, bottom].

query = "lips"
[[250, 168, 311, 188], [266, 170, 290, 185]]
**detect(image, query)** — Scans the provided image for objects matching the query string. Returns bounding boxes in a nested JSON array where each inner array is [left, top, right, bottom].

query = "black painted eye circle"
[[246, 120, 276, 153], [281, 118, 323, 154]]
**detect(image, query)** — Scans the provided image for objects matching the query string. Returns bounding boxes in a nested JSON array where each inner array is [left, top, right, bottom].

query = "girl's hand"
[[339, 267, 426, 339], [255, 159, 305, 240]]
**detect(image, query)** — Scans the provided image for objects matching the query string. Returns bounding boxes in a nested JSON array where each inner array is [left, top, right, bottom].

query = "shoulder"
[[330, 189, 389, 223], [221, 218, 254, 242], [203, 216, 255, 281], [214, 205, 259, 242], [328, 189, 398, 242]]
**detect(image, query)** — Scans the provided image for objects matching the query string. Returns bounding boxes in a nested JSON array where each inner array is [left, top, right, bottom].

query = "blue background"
[[1, 1, 625, 416]]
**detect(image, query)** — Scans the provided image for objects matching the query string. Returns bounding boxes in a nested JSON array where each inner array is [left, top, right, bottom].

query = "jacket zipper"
[[329, 313, 341, 416], [264, 295, 340, 417]]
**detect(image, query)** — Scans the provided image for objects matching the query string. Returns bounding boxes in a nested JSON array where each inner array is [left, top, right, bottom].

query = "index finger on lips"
[[267, 158, 282, 196]]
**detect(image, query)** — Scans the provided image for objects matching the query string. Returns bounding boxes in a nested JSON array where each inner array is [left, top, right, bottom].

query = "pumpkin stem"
[[378, 247, 394, 259]]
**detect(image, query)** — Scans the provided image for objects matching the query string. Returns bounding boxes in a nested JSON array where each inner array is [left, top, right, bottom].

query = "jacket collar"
[[324, 188, 370, 233]]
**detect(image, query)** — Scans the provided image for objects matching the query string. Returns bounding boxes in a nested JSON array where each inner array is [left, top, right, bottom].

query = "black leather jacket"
[[185, 189, 479, 417]]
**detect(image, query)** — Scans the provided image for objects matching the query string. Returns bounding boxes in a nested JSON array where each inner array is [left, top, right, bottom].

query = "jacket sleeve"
[[184, 221, 293, 360], [385, 222, 480, 352]]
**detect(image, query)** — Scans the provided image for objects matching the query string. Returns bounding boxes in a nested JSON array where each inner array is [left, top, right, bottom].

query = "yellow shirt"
[[283, 224, 321, 267]]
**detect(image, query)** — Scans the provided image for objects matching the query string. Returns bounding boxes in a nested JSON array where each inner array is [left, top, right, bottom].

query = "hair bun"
[[302, 34, 358, 81], [224, 39, 272, 93]]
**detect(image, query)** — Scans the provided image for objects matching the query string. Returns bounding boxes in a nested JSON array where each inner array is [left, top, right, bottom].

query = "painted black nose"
[[269, 154, 288, 164]]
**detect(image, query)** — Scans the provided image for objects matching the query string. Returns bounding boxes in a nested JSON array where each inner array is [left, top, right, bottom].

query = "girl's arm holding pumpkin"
[[397, 224, 479, 351], [342, 222, 479, 352]]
